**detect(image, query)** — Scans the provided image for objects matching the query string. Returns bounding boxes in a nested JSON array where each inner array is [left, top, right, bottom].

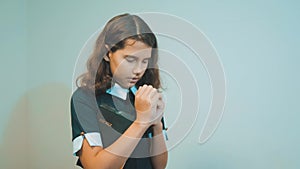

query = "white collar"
[[106, 83, 137, 100]]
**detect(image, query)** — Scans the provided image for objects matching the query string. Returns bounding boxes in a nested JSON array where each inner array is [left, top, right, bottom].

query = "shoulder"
[[71, 87, 100, 110], [71, 87, 100, 115], [71, 87, 94, 101]]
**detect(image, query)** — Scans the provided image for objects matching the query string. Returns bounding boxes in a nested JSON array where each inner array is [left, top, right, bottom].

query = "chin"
[[119, 82, 133, 89], [127, 84, 135, 88], [119, 81, 137, 89], [128, 82, 138, 88]]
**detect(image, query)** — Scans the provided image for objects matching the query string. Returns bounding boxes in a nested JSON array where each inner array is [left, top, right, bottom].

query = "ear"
[[104, 44, 111, 61], [104, 53, 110, 62]]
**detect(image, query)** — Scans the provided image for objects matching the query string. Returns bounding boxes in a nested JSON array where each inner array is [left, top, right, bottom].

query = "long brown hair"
[[76, 13, 161, 94]]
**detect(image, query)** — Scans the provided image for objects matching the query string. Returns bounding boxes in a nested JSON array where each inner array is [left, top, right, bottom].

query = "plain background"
[[1, 0, 299, 169]]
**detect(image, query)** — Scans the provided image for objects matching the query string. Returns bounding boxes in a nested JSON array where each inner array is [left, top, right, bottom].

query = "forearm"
[[150, 125, 168, 169], [82, 122, 149, 169], [104, 122, 149, 157]]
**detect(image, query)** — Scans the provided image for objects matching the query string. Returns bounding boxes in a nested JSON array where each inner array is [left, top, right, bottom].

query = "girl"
[[71, 13, 168, 169]]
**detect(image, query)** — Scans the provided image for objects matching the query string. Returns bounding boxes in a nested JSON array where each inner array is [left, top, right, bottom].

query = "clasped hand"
[[134, 85, 164, 127]]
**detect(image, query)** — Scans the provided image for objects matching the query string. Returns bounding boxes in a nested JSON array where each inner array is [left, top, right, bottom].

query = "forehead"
[[119, 39, 152, 57]]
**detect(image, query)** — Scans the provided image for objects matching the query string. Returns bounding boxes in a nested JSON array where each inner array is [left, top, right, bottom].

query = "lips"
[[129, 77, 140, 83]]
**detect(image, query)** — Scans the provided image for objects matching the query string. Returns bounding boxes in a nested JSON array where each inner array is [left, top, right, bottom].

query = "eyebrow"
[[125, 55, 151, 59]]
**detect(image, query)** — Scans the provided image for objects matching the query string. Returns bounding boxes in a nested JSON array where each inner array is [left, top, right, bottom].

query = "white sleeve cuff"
[[72, 132, 103, 156], [163, 129, 168, 141]]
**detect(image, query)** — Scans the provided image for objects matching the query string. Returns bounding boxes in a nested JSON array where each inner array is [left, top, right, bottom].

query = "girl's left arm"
[[150, 122, 168, 169]]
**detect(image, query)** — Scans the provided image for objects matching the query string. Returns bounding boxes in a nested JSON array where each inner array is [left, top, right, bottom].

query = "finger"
[[157, 93, 163, 100], [136, 85, 148, 97], [157, 99, 165, 109], [156, 100, 165, 115], [148, 87, 158, 99], [140, 85, 154, 98], [151, 92, 160, 104]]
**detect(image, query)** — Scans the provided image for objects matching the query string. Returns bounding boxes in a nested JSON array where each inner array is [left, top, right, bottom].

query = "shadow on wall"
[[0, 83, 78, 169]]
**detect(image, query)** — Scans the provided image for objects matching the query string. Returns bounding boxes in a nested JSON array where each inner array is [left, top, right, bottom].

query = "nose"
[[132, 62, 145, 75]]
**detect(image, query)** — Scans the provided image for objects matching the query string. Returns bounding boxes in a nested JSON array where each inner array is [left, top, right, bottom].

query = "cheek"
[[109, 62, 117, 74], [111, 61, 131, 75], [140, 63, 149, 72]]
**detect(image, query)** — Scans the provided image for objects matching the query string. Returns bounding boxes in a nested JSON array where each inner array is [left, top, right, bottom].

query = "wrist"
[[133, 120, 151, 129], [152, 122, 163, 134]]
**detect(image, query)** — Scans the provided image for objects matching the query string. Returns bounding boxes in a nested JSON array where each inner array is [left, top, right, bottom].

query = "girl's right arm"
[[78, 85, 163, 169], [79, 122, 149, 169]]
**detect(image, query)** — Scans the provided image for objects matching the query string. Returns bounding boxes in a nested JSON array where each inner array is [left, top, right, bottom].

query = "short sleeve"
[[161, 117, 168, 141], [71, 88, 103, 156]]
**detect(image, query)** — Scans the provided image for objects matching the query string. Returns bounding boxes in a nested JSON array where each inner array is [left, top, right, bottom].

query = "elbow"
[[80, 154, 126, 169]]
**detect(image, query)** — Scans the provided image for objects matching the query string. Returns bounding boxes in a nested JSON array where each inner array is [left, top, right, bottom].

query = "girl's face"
[[106, 39, 152, 88]]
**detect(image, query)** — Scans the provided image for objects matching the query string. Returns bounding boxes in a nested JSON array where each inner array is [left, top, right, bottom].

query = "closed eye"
[[125, 55, 136, 62], [142, 59, 149, 64]]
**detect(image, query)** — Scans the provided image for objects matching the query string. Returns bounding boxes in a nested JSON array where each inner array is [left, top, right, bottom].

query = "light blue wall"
[[0, 0, 27, 140], [1, 0, 299, 168]]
